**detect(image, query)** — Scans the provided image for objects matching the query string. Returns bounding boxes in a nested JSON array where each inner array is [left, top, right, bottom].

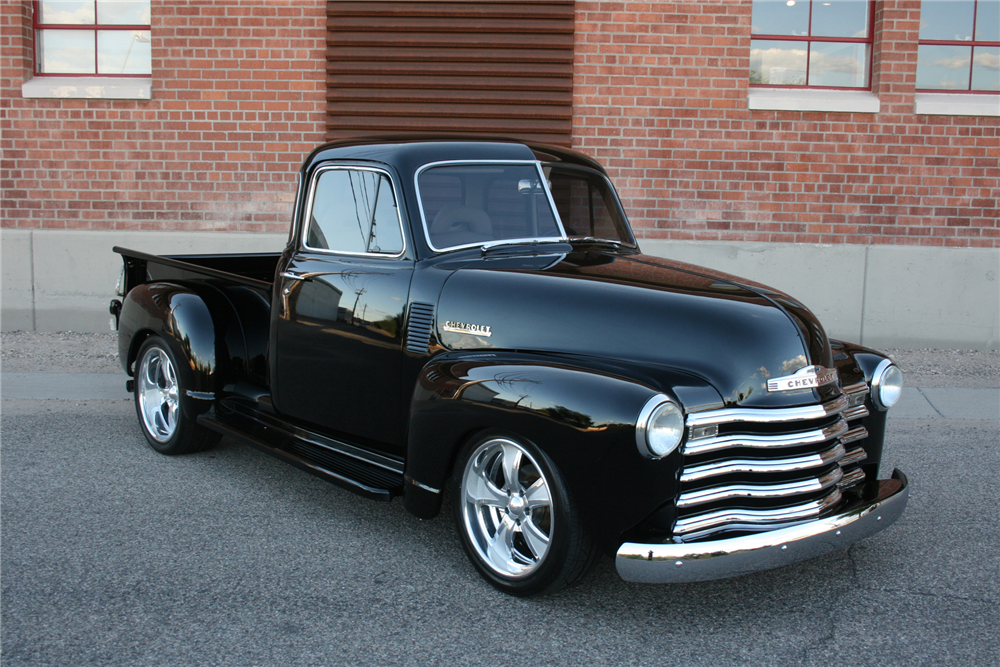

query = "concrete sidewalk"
[[2, 371, 997, 420]]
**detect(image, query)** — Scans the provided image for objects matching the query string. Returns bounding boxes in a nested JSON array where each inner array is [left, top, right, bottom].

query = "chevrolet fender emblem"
[[767, 365, 838, 392], [442, 321, 492, 337]]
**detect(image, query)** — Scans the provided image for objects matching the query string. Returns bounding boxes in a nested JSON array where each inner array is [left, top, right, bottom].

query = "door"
[[274, 164, 413, 453]]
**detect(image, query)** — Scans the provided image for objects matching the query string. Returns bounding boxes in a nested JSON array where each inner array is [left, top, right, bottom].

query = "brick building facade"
[[1, 1, 998, 346], [1, 0, 327, 233], [574, 1, 998, 248]]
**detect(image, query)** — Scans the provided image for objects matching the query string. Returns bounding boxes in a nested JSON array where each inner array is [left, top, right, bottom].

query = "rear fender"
[[118, 282, 242, 421], [404, 351, 691, 553]]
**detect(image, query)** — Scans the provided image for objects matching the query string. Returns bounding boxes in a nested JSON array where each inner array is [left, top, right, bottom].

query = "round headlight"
[[636, 396, 685, 458], [872, 359, 903, 410]]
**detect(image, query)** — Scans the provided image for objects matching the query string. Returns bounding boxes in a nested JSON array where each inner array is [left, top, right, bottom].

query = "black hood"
[[435, 250, 837, 409]]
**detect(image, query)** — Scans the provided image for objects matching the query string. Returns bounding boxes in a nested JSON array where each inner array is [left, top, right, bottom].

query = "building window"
[[33, 0, 151, 76], [749, 0, 874, 88], [917, 0, 1000, 92]]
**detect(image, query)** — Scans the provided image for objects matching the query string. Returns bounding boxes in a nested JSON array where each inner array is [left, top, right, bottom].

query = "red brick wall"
[[573, 1, 1000, 248], [1, 0, 326, 233]]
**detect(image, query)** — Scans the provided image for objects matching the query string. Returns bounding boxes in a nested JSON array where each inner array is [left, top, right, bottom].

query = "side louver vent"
[[405, 302, 435, 354]]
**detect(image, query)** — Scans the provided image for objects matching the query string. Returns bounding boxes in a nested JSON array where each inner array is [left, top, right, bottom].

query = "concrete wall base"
[[3, 230, 998, 350], [643, 240, 999, 351]]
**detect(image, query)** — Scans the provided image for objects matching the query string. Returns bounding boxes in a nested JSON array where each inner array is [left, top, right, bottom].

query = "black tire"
[[133, 337, 221, 455], [452, 431, 598, 596]]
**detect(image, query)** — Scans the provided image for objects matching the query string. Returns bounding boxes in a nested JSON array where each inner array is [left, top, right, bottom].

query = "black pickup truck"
[[112, 138, 908, 596]]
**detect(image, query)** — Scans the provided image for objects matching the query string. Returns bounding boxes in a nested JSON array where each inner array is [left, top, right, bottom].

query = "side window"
[[306, 168, 404, 255], [547, 168, 631, 243]]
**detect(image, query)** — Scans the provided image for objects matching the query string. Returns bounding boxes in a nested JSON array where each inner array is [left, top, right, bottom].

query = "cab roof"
[[301, 136, 606, 176]]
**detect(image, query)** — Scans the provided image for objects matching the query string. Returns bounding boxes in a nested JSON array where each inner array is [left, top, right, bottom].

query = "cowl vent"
[[405, 303, 435, 354]]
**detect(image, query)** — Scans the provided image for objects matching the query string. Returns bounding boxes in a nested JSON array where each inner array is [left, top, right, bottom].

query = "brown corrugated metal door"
[[326, 1, 574, 146]]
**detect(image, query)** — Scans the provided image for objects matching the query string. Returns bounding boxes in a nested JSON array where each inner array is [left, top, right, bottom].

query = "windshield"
[[416, 161, 635, 252]]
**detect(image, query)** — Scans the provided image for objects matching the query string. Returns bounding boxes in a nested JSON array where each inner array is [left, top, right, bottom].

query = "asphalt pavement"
[[2, 371, 998, 666]]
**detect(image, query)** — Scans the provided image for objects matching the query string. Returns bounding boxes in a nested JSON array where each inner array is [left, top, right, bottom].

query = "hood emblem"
[[767, 365, 838, 392], [443, 320, 492, 338]]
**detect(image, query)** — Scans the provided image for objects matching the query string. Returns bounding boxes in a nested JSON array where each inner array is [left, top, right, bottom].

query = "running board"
[[198, 411, 404, 502]]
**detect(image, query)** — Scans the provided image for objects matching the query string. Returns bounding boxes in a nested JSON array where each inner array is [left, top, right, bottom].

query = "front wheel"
[[452, 432, 597, 596], [133, 337, 220, 455]]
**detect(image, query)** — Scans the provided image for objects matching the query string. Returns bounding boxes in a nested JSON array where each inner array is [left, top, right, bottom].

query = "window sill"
[[748, 88, 880, 113], [21, 76, 151, 100], [914, 93, 999, 117]]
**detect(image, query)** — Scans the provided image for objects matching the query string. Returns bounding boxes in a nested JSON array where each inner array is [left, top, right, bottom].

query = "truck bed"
[[113, 246, 279, 297]]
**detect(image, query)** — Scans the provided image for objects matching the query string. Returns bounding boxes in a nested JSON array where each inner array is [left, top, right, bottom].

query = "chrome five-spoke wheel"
[[137, 344, 179, 442], [132, 337, 219, 455], [454, 432, 596, 596], [460, 437, 553, 578]]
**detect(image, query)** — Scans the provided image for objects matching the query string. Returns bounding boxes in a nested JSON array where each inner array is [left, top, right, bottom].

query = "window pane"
[[811, 0, 870, 38], [36, 29, 95, 73], [809, 42, 869, 87], [547, 168, 632, 244], [97, 0, 152, 26], [370, 175, 403, 254], [975, 0, 1000, 41], [917, 44, 972, 90], [919, 1, 975, 41], [38, 0, 95, 25], [97, 30, 151, 74], [750, 40, 808, 85], [751, 0, 810, 36], [971, 46, 1000, 91], [418, 164, 561, 250], [308, 170, 389, 254]]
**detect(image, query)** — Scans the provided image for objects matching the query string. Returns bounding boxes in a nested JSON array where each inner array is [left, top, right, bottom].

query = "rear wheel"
[[453, 432, 597, 596], [133, 337, 220, 455]]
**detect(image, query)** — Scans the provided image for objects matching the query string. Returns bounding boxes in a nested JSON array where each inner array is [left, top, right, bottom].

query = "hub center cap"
[[508, 494, 527, 518]]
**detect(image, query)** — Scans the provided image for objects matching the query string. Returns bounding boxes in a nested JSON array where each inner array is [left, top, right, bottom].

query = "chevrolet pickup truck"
[[112, 138, 908, 596]]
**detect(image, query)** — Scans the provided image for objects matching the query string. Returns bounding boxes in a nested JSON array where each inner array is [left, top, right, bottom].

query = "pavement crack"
[[846, 544, 860, 584], [916, 387, 946, 417]]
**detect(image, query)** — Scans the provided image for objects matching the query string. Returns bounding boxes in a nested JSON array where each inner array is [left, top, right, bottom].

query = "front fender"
[[831, 339, 894, 493], [405, 351, 700, 553], [118, 282, 239, 421]]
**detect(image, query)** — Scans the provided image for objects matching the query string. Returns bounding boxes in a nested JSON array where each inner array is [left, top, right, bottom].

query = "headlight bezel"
[[871, 358, 903, 411], [636, 394, 685, 459]]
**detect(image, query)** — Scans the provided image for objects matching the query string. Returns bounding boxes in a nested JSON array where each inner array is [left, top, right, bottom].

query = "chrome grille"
[[675, 388, 872, 542]]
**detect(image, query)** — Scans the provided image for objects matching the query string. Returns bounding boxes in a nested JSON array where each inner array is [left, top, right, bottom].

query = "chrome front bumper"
[[616, 469, 908, 583]]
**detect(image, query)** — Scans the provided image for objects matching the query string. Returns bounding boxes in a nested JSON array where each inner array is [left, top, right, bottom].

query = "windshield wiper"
[[480, 239, 571, 257], [563, 236, 626, 250], [479, 236, 630, 257]]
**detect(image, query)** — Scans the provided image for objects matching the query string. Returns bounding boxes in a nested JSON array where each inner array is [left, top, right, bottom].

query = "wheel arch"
[[118, 282, 244, 421]]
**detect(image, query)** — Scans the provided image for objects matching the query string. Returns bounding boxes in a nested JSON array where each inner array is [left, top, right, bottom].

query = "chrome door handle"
[[280, 271, 311, 282]]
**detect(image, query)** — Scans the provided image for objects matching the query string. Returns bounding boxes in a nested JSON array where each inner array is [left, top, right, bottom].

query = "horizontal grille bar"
[[677, 468, 843, 509], [682, 418, 848, 456], [680, 442, 845, 484], [674, 488, 843, 539], [842, 381, 869, 396], [840, 425, 868, 445], [843, 404, 870, 421], [838, 468, 866, 489], [686, 395, 848, 429], [840, 447, 868, 467]]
